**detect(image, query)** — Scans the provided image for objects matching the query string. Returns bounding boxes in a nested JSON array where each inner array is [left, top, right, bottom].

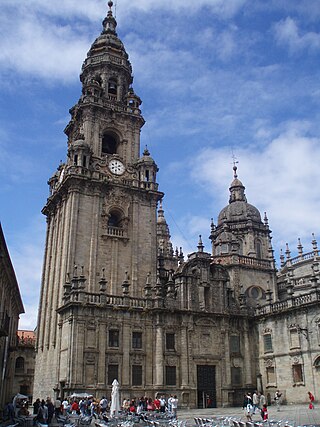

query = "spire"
[[102, 1, 117, 34]]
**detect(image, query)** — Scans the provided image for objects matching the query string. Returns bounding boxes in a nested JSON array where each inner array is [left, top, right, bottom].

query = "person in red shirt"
[[308, 392, 315, 409], [71, 400, 79, 414], [153, 398, 160, 411], [261, 404, 268, 420]]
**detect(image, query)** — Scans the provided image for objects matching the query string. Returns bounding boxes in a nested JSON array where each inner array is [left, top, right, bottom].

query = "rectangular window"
[[108, 364, 118, 385], [165, 366, 176, 386], [230, 336, 240, 354], [166, 333, 175, 351], [263, 334, 273, 352], [109, 330, 119, 347], [292, 364, 303, 383], [132, 332, 142, 349], [290, 329, 300, 348], [266, 366, 275, 384], [132, 365, 142, 386], [231, 367, 242, 385]]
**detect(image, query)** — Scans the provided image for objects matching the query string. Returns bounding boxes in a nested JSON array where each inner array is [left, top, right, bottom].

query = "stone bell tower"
[[34, 2, 163, 398]]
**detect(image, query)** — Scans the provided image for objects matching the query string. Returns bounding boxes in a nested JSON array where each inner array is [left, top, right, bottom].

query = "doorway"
[[197, 365, 216, 408]]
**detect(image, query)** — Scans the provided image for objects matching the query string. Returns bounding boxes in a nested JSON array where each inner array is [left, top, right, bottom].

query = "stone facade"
[[12, 331, 36, 400], [0, 224, 24, 409], [33, 3, 320, 407]]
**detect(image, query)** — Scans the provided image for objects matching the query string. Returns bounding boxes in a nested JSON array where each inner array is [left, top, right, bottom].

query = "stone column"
[[243, 328, 253, 386], [88, 192, 100, 292], [122, 320, 130, 386], [155, 324, 164, 386], [180, 322, 189, 387], [98, 322, 106, 386]]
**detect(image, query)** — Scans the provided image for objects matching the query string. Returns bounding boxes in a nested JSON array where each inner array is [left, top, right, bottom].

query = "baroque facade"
[[34, 3, 320, 407]]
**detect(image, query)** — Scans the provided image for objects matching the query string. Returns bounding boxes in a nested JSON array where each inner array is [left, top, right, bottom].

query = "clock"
[[108, 159, 125, 175]]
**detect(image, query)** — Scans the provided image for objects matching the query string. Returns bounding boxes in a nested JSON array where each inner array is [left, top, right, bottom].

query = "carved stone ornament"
[[232, 358, 241, 368], [265, 358, 273, 367], [200, 332, 212, 349], [263, 327, 272, 334], [86, 353, 96, 364], [292, 356, 300, 365], [167, 356, 177, 366]]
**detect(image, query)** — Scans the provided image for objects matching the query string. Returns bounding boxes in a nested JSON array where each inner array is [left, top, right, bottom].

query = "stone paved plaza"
[[178, 404, 320, 426]]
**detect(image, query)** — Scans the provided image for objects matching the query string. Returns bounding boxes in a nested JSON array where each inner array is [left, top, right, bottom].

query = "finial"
[[210, 218, 215, 233], [143, 145, 150, 156], [231, 153, 238, 178], [108, 1, 113, 11], [197, 235, 204, 253], [285, 243, 291, 260], [297, 238, 303, 258], [312, 233, 318, 256], [280, 248, 285, 267], [264, 212, 269, 226]]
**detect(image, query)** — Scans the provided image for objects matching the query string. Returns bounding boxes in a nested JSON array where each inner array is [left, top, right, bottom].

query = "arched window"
[[255, 239, 262, 259], [108, 78, 117, 96], [108, 212, 121, 228], [15, 356, 25, 373], [102, 133, 118, 155]]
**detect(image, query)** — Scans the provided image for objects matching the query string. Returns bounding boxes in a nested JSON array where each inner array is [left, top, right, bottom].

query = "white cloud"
[[190, 122, 320, 260], [274, 17, 320, 53]]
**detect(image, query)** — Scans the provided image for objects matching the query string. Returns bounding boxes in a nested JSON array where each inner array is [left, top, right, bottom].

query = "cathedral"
[[33, 3, 320, 408]]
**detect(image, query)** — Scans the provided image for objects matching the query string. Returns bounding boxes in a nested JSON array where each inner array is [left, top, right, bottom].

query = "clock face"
[[109, 159, 125, 175]]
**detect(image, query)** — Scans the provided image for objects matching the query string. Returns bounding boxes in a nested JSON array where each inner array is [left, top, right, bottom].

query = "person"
[[259, 393, 266, 408], [62, 398, 69, 416], [147, 398, 154, 411], [243, 393, 253, 421], [129, 400, 136, 414], [171, 395, 178, 418], [71, 400, 79, 415], [274, 390, 282, 412], [100, 396, 108, 415], [261, 404, 268, 420], [46, 398, 54, 423], [54, 397, 62, 418], [153, 397, 160, 411], [308, 391, 315, 409], [37, 400, 48, 424], [159, 396, 166, 413], [252, 391, 259, 414], [33, 399, 41, 416]]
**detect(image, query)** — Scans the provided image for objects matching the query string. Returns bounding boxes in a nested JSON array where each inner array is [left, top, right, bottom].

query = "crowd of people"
[[12, 394, 179, 424], [242, 390, 272, 422]]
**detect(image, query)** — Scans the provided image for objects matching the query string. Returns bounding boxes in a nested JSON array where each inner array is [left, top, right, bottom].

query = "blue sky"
[[1, 0, 320, 329]]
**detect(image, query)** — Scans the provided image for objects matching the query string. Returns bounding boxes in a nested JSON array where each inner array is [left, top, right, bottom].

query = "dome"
[[137, 147, 157, 166], [218, 201, 261, 225], [217, 165, 262, 225]]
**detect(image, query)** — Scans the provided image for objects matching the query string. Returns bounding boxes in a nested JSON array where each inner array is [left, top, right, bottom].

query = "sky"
[[1, 0, 320, 329]]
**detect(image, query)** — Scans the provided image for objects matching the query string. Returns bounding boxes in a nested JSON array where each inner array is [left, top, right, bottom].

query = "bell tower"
[[34, 2, 163, 398]]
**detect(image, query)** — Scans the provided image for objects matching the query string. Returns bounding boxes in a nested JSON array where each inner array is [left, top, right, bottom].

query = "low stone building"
[[12, 331, 36, 401], [0, 224, 24, 409]]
